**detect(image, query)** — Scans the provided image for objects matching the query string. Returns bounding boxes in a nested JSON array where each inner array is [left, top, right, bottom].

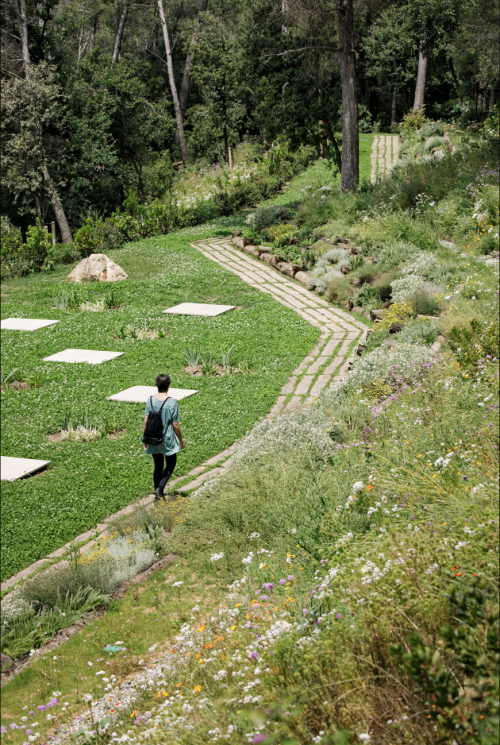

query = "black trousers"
[[152, 453, 177, 491]]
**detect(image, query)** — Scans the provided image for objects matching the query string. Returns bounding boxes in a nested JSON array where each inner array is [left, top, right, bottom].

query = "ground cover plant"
[[0, 217, 320, 581], [0, 120, 498, 745]]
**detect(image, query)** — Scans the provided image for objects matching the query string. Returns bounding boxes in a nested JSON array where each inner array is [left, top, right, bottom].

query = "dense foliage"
[[1, 0, 498, 240]]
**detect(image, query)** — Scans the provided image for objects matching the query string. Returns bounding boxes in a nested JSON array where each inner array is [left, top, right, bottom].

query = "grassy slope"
[[0, 224, 319, 580]]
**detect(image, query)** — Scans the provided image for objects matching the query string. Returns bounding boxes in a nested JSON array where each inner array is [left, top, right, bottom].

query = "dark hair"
[[156, 374, 171, 392]]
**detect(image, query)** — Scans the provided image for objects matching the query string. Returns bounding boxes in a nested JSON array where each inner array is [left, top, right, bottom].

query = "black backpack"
[[142, 397, 168, 445]]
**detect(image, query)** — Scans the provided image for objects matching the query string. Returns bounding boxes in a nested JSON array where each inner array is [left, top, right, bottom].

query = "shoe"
[[154, 487, 165, 502]]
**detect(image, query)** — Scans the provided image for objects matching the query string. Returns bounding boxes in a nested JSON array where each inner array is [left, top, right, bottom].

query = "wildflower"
[[197, 626, 205, 632], [194, 685, 202, 693]]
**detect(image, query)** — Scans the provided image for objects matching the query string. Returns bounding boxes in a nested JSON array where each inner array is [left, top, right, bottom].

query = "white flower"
[[87, 661, 93, 667], [290, 528, 297, 534], [359, 734, 372, 743], [210, 552, 224, 563], [172, 581, 184, 587], [352, 481, 363, 493]]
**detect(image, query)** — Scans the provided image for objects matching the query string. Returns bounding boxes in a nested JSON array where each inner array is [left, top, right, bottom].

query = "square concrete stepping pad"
[[44, 349, 123, 364], [1, 318, 60, 331], [162, 303, 236, 317], [107, 385, 198, 403], [1, 456, 50, 481]]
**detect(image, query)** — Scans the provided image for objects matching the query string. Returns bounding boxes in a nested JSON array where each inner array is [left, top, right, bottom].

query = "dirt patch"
[[108, 429, 127, 439], [48, 432, 63, 442], [8, 381, 30, 390]]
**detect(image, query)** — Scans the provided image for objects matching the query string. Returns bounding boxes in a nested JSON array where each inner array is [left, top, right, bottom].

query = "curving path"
[[370, 134, 399, 183], [192, 237, 367, 415], [1, 241, 367, 591]]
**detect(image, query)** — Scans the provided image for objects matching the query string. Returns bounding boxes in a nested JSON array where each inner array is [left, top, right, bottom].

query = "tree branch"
[[264, 44, 337, 57]]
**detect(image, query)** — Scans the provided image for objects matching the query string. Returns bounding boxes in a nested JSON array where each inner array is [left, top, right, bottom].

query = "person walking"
[[143, 374, 185, 501]]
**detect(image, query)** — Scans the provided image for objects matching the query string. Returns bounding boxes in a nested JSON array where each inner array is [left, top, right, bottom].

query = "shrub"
[[326, 276, 351, 305], [47, 242, 80, 265], [74, 218, 102, 257], [355, 284, 382, 310], [424, 135, 445, 151], [308, 263, 343, 294], [344, 342, 435, 392], [372, 270, 402, 301], [448, 319, 500, 368], [397, 318, 439, 346], [246, 205, 291, 233], [412, 291, 443, 317], [378, 301, 414, 330], [376, 241, 418, 270], [352, 263, 378, 284]]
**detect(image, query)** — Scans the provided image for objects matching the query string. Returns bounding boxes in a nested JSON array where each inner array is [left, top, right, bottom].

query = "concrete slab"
[[44, 349, 123, 364], [295, 375, 313, 395], [310, 374, 331, 395], [162, 303, 236, 317], [108, 386, 198, 403], [1, 456, 50, 481], [284, 395, 301, 413], [268, 395, 286, 418], [1, 318, 60, 331]]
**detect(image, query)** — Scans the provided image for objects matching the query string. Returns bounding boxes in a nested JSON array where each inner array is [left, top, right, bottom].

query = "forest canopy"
[[1, 0, 498, 239]]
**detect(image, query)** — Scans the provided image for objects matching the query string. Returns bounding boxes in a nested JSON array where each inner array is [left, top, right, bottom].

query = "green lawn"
[[1, 225, 319, 580]]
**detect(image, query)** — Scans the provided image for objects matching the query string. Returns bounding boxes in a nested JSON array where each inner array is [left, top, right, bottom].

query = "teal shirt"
[[144, 396, 180, 456]]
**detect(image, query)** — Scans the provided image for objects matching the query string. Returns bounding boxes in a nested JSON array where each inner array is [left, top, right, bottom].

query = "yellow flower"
[[130, 711, 137, 718], [194, 685, 202, 693], [197, 625, 205, 632]]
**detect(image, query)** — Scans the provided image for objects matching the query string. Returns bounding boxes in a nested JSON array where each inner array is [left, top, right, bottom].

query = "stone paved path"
[[192, 238, 367, 416], [1, 241, 367, 591], [370, 134, 399, 183]]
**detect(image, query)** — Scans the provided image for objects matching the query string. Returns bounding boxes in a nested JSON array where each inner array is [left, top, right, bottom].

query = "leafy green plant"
[[52, 289, 79, 310], [393, 580, 499, 745], [103, 288, 121, 309], [449, 319, 500, 368], [221, 347, 233, 373], [0, 368, 21, 392], [184, 347, 201, 368], [355, 284, 382, 310], [397, 318, 439, 346]]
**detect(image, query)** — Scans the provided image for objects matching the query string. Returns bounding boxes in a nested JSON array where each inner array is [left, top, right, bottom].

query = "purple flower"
[[29, 712, 35, 716], [279, 579, 286, 585], [261, 595, 269, 601], [26, 730, 33, 735], [287, 575, 294, 581], [262, 582, 274, 591], [335, 613, 342, 619], [37, 705, 47, 712], [245, 621, 251, 628], [303, 608, 309, 614], [1, 727, 8, 734], [252, 736, 267, 744], [250, 652, 259, 659], [10, 723, 19, 730]]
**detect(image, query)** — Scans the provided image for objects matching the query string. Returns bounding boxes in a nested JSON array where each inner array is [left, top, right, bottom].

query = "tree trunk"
[[89, 13, 99, 53], [157, 0, 188, 165], [12, 0, 72, 239], [326, 122, 342, 174], [391, 88, 397, 124], [413, 47, 427, 110], [337, 0, 359, 192], [489, 85, 495, 112], [44, 165, 73, 243], [112, 0, 128, 63], [364, 77, 370, 111], [12, 0, 31, 76], [178, 0, 209, 120], [448, 58, 463, 106]]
